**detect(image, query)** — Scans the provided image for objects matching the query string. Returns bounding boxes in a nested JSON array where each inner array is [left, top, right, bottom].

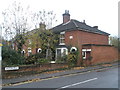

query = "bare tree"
[[31, 10, 57, 29], [1, 1, 31, 41], [1, 1, 32, 54]]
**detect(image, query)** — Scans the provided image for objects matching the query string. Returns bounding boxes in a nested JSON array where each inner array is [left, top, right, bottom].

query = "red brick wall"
[[91, 46, 118, 65], [65, 30, 116, 66], [65, 30, 109, 46]]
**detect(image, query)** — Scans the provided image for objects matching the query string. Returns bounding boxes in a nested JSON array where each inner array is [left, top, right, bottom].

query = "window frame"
[[59, 32, 65, 45]]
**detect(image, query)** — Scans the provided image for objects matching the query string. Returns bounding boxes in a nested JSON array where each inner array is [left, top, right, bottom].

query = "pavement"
[[2, 62, 119, 86]]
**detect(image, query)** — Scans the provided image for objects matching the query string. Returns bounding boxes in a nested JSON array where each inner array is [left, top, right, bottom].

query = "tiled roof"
[[52, 19, 110, 35]]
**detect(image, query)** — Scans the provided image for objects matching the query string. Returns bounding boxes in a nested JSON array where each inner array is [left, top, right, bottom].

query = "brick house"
[[13, 23, 46, 57], [52, 10, 118, 66], [12, 10, 118, 66]]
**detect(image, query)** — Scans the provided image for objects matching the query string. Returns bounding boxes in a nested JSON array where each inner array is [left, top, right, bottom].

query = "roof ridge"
[[72, 19, 79, 28]]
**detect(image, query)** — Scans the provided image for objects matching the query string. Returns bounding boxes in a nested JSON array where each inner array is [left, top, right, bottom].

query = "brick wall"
[[65, 30, 109, 66], [2, 63, 68, 79], [91, 46, 118, 65], [65, 30, 109, 46]]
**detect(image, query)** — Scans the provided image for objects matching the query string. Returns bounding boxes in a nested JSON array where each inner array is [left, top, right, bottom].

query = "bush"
[[67, 51, 79, 67], [2, 45, 25, 66], [37, 58, 49, 64], [56, 55, 67, 63], [25, 53, 46, 64]]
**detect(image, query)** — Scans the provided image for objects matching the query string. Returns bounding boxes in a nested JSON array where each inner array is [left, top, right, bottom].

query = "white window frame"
[[70, 47, 77, 52], [28, 47, 32, 56], [37, 48, 42, 53], [59, 31, 65, 45], [82, 49, 91, 59], [82, 51, 86, 59], [82, 49, 91, 52], [56, 47, 68, 60], [21, 49, 26, 54], [28, 39, 32, 44]]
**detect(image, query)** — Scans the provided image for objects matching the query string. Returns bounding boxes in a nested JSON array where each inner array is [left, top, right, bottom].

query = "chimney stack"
[[63, 10, 70, 23], [39, 22, 46, 30]]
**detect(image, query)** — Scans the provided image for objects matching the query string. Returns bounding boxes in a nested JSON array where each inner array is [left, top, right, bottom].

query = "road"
[[3, 67, 119, 89]]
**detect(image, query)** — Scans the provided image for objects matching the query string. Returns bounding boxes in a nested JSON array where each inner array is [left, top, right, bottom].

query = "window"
[[56, 48, 68, 60], [37, 48, 42, 53], [70, 47, 77, 52], [82, 51, 86, 59], [62, 48, 68, 56], [28, 47, 32, 56], [69, 36, 73, 39], [59, 32, 65, 45], [21, 49, 25, 56], [28, 39, 32, 44]]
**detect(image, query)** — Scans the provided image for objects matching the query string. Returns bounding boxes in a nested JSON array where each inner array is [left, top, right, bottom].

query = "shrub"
[[25, 53, 46, 64], [37, 58, 49, 64], [56, 55, 67, 63], [67, 51, 79, 67], [2, 45, 25, 66]]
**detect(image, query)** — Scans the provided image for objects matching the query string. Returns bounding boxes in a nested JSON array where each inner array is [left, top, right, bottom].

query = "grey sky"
[[0, 0, 119, 36]]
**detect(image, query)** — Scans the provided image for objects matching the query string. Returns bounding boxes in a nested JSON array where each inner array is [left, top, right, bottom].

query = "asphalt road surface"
[[3, 67, 119, 89]]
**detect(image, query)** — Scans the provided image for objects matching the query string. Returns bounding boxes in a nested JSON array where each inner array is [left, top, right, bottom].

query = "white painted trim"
[[82, 49, 91, 52], [21, 49, 25, 53], [37, 48, 42, 53], [28, 50, 32, 53], [82, 49, 86, 51], [56, 47, 68, 60], [28, 47, 31, 50], [70, 47, 77, 52], [60, 31, 65, 34], [59, 43, 65, 45], [82, 51, 86, 59], [50, 61, 55, 63], [87, 49, 91, 51]]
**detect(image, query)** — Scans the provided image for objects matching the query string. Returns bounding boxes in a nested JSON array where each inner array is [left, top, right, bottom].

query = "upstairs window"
[[59, 32, 65, 45]]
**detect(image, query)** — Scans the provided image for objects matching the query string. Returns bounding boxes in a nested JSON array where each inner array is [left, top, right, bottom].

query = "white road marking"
[[60, 78, 98, 88]]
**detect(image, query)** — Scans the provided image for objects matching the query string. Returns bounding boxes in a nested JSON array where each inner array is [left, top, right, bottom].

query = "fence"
[[2, 63, 68, 79]]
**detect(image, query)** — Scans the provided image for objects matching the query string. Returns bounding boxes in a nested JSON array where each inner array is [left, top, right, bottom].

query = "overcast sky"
[[0, 0, 119, 36]]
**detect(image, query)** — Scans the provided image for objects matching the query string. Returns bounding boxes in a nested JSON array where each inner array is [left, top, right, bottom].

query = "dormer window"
[[59, 31, 65, 45]]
